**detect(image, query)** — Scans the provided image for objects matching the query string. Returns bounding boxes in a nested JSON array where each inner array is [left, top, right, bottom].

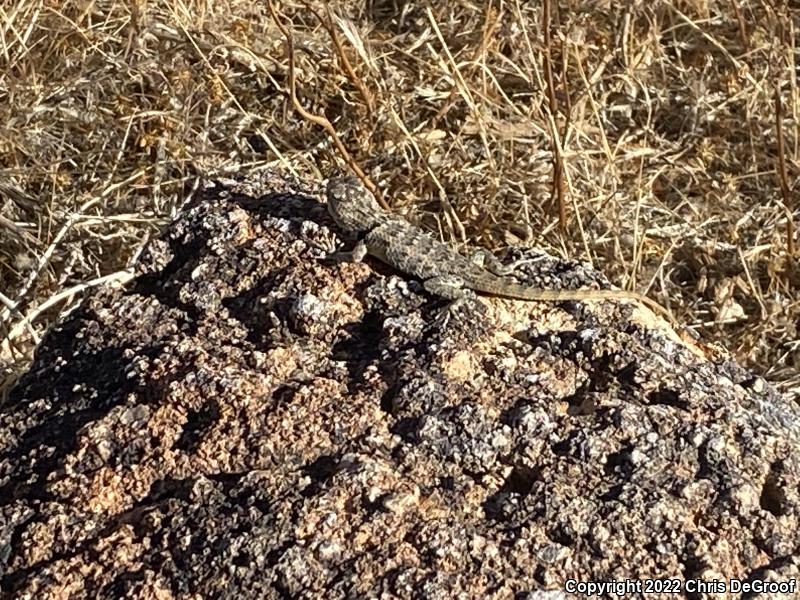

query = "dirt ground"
[[1, 0, 798, 400]]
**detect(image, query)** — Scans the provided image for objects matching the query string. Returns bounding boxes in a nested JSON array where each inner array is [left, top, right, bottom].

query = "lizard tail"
[[470, 280, 677, 327]]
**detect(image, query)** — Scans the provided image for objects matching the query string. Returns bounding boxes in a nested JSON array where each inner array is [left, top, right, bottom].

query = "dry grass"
[[1, 0, 798, 400]]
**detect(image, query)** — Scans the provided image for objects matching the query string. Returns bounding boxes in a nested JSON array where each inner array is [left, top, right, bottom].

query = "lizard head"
[[325, 177, 385, 235]]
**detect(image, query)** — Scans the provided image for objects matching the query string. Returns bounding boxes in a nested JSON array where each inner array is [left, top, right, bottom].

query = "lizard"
[[325, 176, 677, 327]]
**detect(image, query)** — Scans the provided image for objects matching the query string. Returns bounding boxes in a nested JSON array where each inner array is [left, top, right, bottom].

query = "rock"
[[1, 172, 798, 599]]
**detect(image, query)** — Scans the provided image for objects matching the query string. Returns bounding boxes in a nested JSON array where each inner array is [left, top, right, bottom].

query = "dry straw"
[[0, 0, 797, 400]]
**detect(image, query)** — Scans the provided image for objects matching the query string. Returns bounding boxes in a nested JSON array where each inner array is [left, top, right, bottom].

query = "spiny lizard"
[[325, 177, 676, 326]]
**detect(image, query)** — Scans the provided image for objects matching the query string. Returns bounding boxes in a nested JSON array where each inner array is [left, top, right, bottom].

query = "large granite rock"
[[1, 173, 798, 598]]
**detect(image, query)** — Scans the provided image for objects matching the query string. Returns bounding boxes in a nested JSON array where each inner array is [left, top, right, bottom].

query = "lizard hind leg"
[[423, 275, 482, 327], [422, 274, 471, 300], [469, 249, 517, 277]]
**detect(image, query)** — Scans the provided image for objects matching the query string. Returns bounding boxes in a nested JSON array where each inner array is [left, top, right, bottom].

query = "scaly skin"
[[325, 177, 676, 326]]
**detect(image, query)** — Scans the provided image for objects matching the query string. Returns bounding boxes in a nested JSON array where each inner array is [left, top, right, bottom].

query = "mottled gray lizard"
[[326, 177, 676, 326]]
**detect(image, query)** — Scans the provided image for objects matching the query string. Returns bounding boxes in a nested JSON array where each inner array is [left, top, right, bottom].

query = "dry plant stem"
[[1, 270, 134, 356], [387, 106, 466, 243], [431, 2, 499, 126], [772, 8, 795, 260], [166, 21, 293, 173], [0, 196, 100, 327], [300, 1, 374, 117], [560, 34, 572, 120], [541, 0, 566, 232], [425, 6, 496, 172], [668, 5, 756, 86], [730, 0, 749, 50], [774, 79, 795, 259], [267, 1, 384, 207], [150, 22, 281, 72]]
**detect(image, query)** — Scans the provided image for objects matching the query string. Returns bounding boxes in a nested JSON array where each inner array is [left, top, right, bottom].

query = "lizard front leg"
[[326, 239, 369, 264]]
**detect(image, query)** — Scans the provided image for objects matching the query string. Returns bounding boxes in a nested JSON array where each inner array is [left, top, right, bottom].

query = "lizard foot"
[[423, 275, 484, 328], [323, 239, 368, 264], [431, 293, 485, 329]]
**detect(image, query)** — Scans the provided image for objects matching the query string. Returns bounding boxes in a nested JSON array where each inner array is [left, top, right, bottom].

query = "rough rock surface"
[[1, 173, 799, 599]]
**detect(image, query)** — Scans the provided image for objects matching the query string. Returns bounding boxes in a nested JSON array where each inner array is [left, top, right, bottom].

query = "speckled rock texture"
[[1, 173, 799, 599]]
